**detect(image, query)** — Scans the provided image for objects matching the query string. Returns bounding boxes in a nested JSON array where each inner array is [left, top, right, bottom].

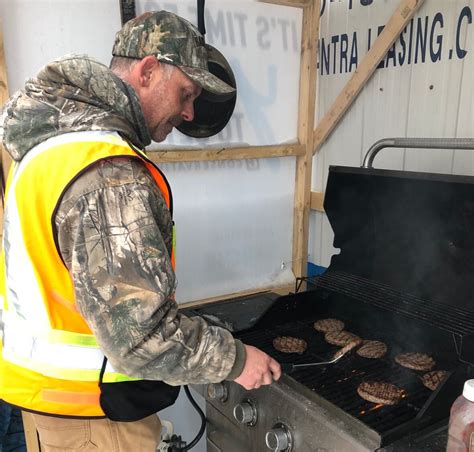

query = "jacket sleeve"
[[55, 156, 246, 385]]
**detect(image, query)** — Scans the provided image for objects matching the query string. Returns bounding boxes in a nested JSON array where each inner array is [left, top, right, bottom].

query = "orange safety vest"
[[0, 131, 176, 417]]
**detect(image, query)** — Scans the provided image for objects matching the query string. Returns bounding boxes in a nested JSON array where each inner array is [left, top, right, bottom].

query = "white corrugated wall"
[[311, 0, 474, 268]]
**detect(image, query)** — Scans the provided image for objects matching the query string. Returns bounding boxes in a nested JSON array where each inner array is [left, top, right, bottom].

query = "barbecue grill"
[[186, 138, 474, 451]]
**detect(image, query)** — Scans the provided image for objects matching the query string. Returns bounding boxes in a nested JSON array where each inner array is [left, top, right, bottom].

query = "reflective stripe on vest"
[[2, 310, 137, 382], [0, 131, 174, 415]]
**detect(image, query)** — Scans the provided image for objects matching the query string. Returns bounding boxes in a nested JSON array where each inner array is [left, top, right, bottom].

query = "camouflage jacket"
[[0, 55, 245, 384]]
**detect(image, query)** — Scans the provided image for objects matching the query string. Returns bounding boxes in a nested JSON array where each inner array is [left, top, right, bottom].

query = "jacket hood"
[[0, 55, 151, 162]]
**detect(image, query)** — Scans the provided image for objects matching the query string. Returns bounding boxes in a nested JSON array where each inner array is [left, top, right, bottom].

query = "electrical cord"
[[167, 385, 206, 451], [181, 385, 206, 450], [197, 0, 206, 36]]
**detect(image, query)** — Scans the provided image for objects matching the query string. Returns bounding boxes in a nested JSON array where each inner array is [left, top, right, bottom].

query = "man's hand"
[[233, 344, 281, 390]]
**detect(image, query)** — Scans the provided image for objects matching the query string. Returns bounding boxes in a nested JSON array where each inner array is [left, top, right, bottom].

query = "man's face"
[[141, 63, 202, 142]]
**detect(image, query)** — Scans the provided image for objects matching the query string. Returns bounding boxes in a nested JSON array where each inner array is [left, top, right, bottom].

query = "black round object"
[[177, 45, 237, 138]]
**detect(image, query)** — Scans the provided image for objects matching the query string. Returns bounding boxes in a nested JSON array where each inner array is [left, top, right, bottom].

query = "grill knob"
[[206, 383, 228, 402], [233, 400, 257, 426], [265, 424, 292, 451]]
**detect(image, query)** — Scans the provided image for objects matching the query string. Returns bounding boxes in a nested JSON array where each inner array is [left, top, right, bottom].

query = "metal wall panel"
[[311, 0, 474, 267]]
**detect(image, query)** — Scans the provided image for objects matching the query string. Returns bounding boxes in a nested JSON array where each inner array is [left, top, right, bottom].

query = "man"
[[0, 10, 281, 452]]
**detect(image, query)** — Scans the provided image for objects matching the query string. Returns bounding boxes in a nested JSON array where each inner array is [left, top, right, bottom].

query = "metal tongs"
[[281, 339, 360, 373], [281, 353, 344, 373]]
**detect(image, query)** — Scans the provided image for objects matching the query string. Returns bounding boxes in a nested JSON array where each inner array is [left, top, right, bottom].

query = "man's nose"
[[181, 102, 194, 122]]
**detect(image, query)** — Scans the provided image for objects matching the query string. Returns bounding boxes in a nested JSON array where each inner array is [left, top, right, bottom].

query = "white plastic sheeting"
[[311, 0, 474, 268], [138, 1, 303, 301], [0, 0, 122, 93], [160, 157, 297, 302], [138, 0, 302, 148], [0, 0, 303, 302]]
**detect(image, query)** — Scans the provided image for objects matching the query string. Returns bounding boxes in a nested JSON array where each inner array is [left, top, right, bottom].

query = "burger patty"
[[333, 339, 361, 361], [357, 381, 404, 405], [395, 352, 436, 371], [314, 318, 345, 333], [325, 330, 361, 347], [272, 336, 308, 354], [421, 370, 448, 391], [356, 340, 388, 359]]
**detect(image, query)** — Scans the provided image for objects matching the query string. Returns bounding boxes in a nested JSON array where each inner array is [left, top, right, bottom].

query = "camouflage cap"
[[112, 11, 236, 99]]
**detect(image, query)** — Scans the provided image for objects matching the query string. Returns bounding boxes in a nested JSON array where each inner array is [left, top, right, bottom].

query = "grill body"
[[205, 375, 378, 452], [189, 286, 464, 451], [187, 165, 474, 451]]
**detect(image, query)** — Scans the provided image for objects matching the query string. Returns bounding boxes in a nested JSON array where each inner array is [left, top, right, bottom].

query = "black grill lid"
[[324, 166, 474, 311]]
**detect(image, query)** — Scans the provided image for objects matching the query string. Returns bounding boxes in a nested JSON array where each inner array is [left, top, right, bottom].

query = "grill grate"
[[236, 317, 456, 436], [305, 271, 474, 336]]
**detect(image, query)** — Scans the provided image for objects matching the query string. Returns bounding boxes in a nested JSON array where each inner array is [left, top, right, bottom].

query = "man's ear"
[[135, 55, 159, 87]]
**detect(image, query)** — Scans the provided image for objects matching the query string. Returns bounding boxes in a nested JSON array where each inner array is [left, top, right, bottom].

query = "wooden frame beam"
[[258, 0, 311, 7], [312, 0, 425, 154], [0, 26, 8, 105], [179, 284, 294, 309], [147, 143, 304, 163], [291, 0, 320, 279], [0, 22, 11, 182], [0, 21, 10, 246]]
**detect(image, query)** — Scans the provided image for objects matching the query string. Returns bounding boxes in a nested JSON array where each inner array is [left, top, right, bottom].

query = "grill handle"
[[361, 137, 474, 169]]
